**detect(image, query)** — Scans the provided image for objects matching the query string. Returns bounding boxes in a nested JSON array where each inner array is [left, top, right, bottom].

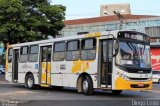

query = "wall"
[[61, 17, 160, 38]]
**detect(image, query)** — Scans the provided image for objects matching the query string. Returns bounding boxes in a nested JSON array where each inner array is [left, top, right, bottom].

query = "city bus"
[[5, 30, 152, 95]]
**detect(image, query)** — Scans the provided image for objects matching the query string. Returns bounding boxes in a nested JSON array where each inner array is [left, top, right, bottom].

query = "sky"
[[51, 0, 160, 20]]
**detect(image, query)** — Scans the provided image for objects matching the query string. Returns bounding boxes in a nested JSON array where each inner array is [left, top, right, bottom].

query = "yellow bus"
[[5, 30, 152, 95]]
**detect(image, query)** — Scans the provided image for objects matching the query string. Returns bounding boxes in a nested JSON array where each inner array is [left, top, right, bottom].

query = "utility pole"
[[113, 11, 124, 30]]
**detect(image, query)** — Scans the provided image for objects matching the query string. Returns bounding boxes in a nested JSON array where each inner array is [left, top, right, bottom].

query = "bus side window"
[[66, 40, 80, 61], [81, 38, 96, 60], [42, 47, 47, 62], [29, 45, 39, 62], [47, 47, 52, 62], [8, 48, 13, 63], [19, 46, 28, 63], [53, 42, 65, 61]]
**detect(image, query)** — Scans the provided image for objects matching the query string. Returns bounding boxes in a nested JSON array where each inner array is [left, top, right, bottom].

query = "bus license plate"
[[138, 83, 144, 87]]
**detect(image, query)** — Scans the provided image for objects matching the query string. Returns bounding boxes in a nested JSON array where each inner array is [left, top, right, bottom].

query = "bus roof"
[[9, 31, 111, 48], [9, 30, 145, 48]]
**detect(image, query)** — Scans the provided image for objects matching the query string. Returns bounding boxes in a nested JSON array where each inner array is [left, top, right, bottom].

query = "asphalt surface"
[[0, 74, 159, 106]]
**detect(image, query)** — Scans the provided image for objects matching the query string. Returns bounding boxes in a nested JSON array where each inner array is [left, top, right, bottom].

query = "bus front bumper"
[[115, 77, 152, 90]]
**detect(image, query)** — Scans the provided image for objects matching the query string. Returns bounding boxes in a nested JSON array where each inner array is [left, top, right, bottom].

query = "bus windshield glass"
[[116, 41, 151, 68]]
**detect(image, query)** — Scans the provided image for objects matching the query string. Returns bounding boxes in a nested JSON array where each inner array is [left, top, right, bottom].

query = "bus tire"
[[82, 76, 93, 95], [112, 90, 122, 95], [25, 74, 35, 89]]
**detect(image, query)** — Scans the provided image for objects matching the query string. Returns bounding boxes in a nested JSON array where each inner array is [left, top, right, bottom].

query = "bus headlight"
[[116, 72, 130, 81], [122, 74, 130, 81], [147, 77, 152, 81]]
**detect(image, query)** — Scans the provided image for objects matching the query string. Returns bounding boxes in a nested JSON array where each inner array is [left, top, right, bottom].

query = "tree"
[[0, 0, 66, 48], [22, 0, 66, 41], [0, 0, 26, 48]]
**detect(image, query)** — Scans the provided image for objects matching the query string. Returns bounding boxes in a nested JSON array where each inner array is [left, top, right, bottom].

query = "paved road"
[[0, 74, 160, 106]]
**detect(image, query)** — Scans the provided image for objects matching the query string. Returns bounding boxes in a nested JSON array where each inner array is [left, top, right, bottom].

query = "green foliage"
[[0, 0, 66, 47], [0, 0, 25, 45]]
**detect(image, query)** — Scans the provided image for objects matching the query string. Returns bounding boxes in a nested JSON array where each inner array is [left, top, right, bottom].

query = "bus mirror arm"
[[106, 34, 119, 57], [113, 39, 119, 57]]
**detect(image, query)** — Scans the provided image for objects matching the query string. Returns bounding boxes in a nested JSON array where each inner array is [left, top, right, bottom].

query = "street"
[[0, 75, 160, 106]]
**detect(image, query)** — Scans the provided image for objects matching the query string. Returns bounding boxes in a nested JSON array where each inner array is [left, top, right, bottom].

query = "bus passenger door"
[[40, 46, 52, 86], [100, 40, 113, 88], [13, 49, 19, 82]]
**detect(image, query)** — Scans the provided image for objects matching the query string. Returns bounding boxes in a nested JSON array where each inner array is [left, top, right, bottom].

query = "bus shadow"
[[11, 84, 141, 98]]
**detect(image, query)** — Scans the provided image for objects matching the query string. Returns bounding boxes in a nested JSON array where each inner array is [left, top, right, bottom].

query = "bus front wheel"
[[25, 74, 35, 89], [82, 76, 93, 95]]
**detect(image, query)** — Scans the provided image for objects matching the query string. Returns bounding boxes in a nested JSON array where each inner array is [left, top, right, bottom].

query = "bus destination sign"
[[118, 31, 150, 42]]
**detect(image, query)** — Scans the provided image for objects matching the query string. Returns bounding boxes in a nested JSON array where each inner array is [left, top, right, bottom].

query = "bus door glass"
[[100, 40, 113, 87], [13, 49, 19, 82], [40, 45, 52, 85]]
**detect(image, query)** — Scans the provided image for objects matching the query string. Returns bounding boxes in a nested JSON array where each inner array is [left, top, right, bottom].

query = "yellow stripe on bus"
[[47, 62, 51, 84], [5, 48, 8, 72], [42, 62, 46, 69], [41, 62, 46, 83], [41, 84, 50, 87], [47, 62, 51, 73], [72, 60, 94, 73], [85, 32, 101, 37]]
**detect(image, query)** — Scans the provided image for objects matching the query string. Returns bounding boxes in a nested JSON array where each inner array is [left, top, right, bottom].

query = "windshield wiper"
[[127, 42, 137, 53]]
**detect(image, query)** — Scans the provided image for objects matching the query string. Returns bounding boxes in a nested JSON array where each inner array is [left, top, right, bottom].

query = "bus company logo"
[[22, 64, 27, 68], [35, 64, 38, 69], [22, 64, 32, 69]]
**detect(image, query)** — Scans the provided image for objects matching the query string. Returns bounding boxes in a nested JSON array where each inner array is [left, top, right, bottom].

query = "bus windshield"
[[116, 41, 151, 68]]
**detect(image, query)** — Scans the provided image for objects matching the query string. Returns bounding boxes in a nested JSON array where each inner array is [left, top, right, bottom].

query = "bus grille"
[[129, 78, 149, 81], [128, 70, 151, 74]]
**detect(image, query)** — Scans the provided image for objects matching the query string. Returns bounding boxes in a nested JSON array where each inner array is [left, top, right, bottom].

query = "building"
[[100, 3, 131, 16], [61, 14, 160, 42]]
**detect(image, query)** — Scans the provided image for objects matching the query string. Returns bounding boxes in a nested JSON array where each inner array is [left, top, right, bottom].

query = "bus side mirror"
[[113, 39, 119, 57]]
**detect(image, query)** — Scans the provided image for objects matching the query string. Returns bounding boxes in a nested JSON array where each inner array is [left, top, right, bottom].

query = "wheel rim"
[[27, 77, 33, 88], [83, 79, 88, 93]]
